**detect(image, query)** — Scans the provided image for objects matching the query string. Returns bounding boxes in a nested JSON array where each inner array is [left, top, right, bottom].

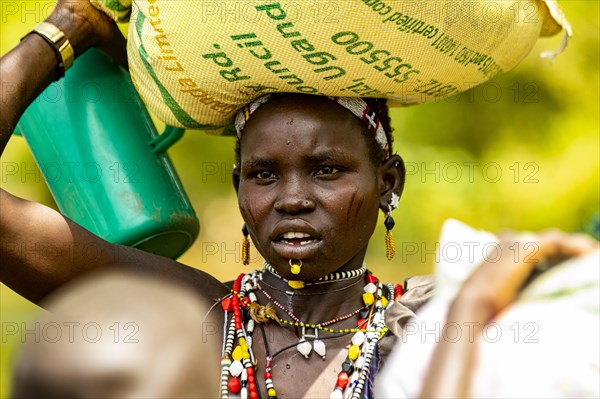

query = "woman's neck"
[[256, 266, 368, 327]]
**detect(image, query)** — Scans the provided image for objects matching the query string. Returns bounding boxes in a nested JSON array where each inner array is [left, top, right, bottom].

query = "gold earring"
[[241, 224, 250, 265], [384, 193, 399, 261], [385, 214, 395, 261]]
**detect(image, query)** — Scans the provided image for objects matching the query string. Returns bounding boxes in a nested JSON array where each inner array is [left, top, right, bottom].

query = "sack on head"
[[93, 0, 571, 134]]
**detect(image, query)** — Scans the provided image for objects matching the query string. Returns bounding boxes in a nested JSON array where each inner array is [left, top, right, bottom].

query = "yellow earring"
[[385, 226, 395, 261], [241, 224, 250, 265], [384, 193, 399, 261]]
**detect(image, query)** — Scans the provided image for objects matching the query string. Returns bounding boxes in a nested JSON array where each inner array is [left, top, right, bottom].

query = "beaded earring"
[[241, 224, 250, 265], [384, 193, 399, 261]]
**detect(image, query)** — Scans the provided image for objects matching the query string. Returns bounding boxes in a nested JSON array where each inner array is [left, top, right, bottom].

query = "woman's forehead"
[[246, 94, 361, 127], [240, 96, 371, 160]]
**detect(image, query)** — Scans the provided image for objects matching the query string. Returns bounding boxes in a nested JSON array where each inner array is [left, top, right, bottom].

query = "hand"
[[0, 0, 127, 152], [452, 229, 599, 323], [45, 0, 128, 68]]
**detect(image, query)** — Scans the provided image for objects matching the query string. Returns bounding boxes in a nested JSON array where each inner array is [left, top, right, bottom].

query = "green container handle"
[[149, 126, 185, 154]]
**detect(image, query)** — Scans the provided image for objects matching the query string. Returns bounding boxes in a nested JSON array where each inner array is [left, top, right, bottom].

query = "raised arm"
[[0, 0, 126, 150], [0, 0, 226, 304]]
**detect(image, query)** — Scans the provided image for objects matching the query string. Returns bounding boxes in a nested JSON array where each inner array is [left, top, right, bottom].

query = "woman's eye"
[[255, 171, 275, 180], [316, 166, 340, 175]]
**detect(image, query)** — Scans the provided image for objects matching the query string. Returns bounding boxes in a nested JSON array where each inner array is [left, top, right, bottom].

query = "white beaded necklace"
[[219, 269, 397, 399], [263, 262, 368, 286]]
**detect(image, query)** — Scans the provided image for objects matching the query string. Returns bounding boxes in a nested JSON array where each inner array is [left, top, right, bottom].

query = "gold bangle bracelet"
[[23, 21, 74, 78]]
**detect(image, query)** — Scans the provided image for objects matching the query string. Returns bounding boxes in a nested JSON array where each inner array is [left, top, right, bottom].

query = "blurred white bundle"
[[378, 219, 600, 398]]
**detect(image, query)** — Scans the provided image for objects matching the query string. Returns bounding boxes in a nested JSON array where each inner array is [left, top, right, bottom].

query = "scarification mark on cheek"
[[239, 201, 257, 228], [346, 191, 357, 223], [347, 187, 365, 225], [247, 209, 258, 228], [354, 197, 365, 222]]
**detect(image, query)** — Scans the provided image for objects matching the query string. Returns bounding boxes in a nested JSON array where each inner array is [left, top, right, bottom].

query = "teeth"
[[281, 239, 315, 246], [282, 232, 311, 239]]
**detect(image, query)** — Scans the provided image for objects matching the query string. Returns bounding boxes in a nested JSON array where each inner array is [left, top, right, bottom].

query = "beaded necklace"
[[259, 274, 365, 296], [256, 277, 367, 359], [264, 262, 367, 285], [219, 268, 403, 399]]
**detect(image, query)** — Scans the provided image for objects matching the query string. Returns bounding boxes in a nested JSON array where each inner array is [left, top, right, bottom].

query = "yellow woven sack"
[[90, 0, 132, 22], [97, 0, 571, 133]]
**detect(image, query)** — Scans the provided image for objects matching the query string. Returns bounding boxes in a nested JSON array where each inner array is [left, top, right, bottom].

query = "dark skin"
[[0, 3, 404, 395], [230, 96, 405, 396], [1, 1, 597, 397], [236, 95, 401, 280]]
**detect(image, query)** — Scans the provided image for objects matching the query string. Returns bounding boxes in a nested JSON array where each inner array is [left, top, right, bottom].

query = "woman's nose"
[[273, 178, 316, 214]]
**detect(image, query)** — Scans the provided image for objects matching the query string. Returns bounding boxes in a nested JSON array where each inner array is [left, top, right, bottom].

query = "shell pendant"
[[297, 338, 312, 358], [313, 339, 326, 359], [296, 327, 326, 359]]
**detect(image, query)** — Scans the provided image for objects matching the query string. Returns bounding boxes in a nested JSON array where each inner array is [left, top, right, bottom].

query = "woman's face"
[[235, 95, 387, 279]]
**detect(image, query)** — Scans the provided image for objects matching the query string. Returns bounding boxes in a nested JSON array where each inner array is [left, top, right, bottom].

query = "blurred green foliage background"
[[1, 0, 598, 396]]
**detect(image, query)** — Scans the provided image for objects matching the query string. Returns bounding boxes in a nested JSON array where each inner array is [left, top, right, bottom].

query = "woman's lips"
[[279, 231, 317, 246], [271, 236, 323, 259]]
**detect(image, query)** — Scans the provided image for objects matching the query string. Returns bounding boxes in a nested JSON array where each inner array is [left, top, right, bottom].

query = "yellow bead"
[[268, 388, 277, 396], [348, 344, 360, 360], [288, 280, 305, 289], [290, 264, 301, 274], [362, 292, 374, 306], [232, 346, 243, 361], [381, 296, 389, 308], [243, 350, 250, 359]]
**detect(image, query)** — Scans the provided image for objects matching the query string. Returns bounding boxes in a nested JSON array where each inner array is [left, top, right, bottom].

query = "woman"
[[1, 1, 596, 398]]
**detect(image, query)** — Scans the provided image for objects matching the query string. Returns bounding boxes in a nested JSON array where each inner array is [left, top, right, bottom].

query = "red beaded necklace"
[[219, 269, 404, 399]]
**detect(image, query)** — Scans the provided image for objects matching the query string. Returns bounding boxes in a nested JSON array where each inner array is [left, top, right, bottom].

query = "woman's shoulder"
[[378, 274, 434, 360], [384, 274, 435, 337], [403, 275, 435, 297]]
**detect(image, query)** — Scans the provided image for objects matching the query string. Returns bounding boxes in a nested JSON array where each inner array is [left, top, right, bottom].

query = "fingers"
[[542, 231, 598, 258], [98, 25, 128, 70], [47, 0, 129, 68], [529, 229, 598, 264], [499, 229, 598, 265], [79, 1, 129, 69]]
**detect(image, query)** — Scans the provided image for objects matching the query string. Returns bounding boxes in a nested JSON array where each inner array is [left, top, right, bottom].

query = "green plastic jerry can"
[[15, 49, 199, 259]]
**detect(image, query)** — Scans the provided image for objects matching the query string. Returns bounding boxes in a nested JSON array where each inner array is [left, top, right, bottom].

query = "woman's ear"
[[379, 154, 406, 211]]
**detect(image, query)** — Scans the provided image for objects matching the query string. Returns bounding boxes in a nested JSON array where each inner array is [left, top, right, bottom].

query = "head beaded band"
[[234, 95, 390, 153]]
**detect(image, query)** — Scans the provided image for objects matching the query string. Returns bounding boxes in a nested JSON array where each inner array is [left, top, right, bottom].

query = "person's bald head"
[[12, 269, 220, 398]]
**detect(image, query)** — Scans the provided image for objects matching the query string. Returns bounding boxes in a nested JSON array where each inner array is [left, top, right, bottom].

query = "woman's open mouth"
[[278, 232, 318, 246], [271, 231, 322, 259]]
